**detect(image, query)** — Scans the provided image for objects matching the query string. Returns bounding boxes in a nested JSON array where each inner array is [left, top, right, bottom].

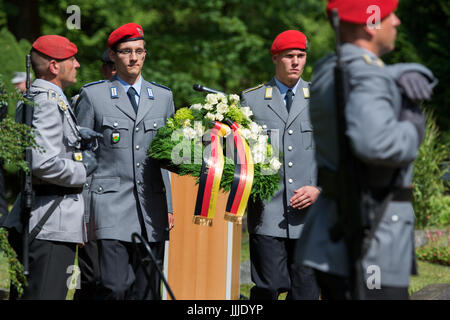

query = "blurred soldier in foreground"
[[11, 72, 28, 93], [241, 30, 320, 300], [75, 23, 174, 300], [296, 0, 437, 299], [3, 35, 99, 299]]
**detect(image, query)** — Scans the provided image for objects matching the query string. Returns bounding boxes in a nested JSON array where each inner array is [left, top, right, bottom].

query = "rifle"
[[328, 9, 366, 299], [20, 54, 34, 276]]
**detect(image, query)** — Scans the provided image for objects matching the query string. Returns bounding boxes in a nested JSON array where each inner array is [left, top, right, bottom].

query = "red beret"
[[327, 0, 398, 24], [108, 23, 145, 48], [270, 30, 308, 55], [32, 35, 77, 60]]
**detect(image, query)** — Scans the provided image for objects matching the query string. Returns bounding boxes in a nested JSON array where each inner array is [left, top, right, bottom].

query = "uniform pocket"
[[91, 177, 120, 229], [102, 116, 130, 149], [300, 120, 314, 150], [144, 118, 166, 139]]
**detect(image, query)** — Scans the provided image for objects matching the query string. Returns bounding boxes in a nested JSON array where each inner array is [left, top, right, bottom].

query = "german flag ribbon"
[[224, 121, 254, 224], [193, 121, 228, 226]]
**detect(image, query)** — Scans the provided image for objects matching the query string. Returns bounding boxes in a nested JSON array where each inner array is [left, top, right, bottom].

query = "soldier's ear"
[[108, 49, 116, 64], [48, 59, 60, 76]]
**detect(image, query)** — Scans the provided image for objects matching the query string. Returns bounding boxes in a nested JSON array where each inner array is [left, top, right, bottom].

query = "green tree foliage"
[[413, 109, 450, 229]]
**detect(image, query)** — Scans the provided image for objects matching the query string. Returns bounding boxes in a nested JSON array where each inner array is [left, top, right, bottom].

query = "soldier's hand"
[[290, 186, 321, 210], [397, 71, 433, 103], [79, 127, 103, 141], [168, 212, 174, 230], [82, 150, 98, 176]]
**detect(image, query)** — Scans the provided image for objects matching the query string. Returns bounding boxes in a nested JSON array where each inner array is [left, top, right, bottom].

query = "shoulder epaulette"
[[242, 83, 264, 94], [150, 81, 171, 91], [362, 54, 385, 67], [82, 80, 106, 88]]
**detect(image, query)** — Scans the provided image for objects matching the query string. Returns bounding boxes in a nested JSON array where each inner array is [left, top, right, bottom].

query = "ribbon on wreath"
[[223, 121, 254, 224], [193, 121, 228, 226]]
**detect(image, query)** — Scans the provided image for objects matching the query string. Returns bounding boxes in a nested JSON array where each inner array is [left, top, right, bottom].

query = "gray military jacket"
[[75, 75, 174, 243], [4, 79, 87, 243], [297, 43, 436, 287], [241, 78, 318, 239]]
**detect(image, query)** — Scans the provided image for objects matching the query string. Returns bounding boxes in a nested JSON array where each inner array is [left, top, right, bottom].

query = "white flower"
[[205, 112, 215, 121], [193, 121, 204, 137], [182, 119, 191, 127], [215, 113, 224, 121], [253, 151, 265, 164], [216, 102, 228, 114], [205, 94, 219, 105], [240, 128, 251, 140], [249, 121, 262, 135], [217, 93, 227, 103], [203, 103, 213, 111], [229, 94, 240, 103], [190, 103, 202, 111], [269, 158, 282, 171], [241, 107, 253, 120], [183, 127, 197, 140]]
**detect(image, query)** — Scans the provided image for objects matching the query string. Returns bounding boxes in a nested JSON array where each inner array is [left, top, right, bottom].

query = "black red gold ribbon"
[[193, 122, 228, 226], [224, 121, 254, 224]]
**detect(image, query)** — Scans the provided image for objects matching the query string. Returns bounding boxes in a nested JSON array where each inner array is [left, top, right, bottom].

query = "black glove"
[[399, 99, 426, 145], [79, 127, 103, 151], [82, 150, 98, 176], [397, 71, 433, 103]]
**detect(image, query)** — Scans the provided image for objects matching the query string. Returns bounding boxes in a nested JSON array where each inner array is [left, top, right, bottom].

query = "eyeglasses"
[[115, 48, 147, 57]]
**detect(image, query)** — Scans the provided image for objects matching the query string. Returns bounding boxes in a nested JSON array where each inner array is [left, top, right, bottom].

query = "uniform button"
[[137, 180, 142, 185], [288, 129, 293, 135], [84, 183, 89, 188], [391, 215, 399, 222], [262, 124, 267, 129], [136, 162, 140, 167], [288, 162, 293, 167], [97, 186, 103, 192], [288, 146, 293, 151], [113, 122, 118, 127], [135, 127, 140, 132], [153, 123, 157, 128], [288, 178, 293, 184], [136, 145, 140, 150]]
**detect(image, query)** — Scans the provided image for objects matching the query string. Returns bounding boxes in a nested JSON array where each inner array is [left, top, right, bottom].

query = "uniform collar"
[[115, 74, 142, 96], [32, 79, 66, 98], [273, 77, 301, 96]]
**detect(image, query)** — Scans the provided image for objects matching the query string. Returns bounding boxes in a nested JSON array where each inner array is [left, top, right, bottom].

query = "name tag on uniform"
[[146, 87, 154, 99], [110, 87, 119, 99], [302, 87, 310, 99], [265, 87, 273, 99]]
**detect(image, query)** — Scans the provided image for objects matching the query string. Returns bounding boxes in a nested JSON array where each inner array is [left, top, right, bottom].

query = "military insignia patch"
[[146, 87, 154, 99], [48, 90, 58, 101], [111, 131, 120, 143], [58, 99, 68, 111], [73, 152, 83, 162], [303, 87, 310, 99], [265, 87, 273, 99], [110, 87, 119, 99]]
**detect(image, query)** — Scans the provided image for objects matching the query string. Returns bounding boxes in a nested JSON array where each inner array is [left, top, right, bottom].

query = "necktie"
[[127, 87, 139, 113], [285, 88, 293, 113]]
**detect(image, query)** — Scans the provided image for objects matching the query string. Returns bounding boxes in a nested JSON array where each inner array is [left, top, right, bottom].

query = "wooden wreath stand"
[[164, 173, 241, 300]]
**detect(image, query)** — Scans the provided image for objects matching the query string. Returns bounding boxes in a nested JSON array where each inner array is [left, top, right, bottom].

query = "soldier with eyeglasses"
[[74, 23, 175, 300]]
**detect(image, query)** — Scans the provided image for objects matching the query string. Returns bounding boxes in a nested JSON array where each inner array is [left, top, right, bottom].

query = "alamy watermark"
[[66, 5, 81, 30]]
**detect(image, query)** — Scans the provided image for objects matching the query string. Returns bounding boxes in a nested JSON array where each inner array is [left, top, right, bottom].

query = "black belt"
[[318, 167, 413, 202], [34, 185, 83, 196]]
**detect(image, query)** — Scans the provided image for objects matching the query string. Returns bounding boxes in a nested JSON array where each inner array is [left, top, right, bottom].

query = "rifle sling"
[[28, 196, 64, 244]]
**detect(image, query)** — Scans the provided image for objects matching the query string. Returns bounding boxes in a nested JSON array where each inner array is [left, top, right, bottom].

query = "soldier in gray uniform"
[[296, 0, 437, 299], [75, 23, 174, 300], [3, 35, 98, 299], [241, 30, 320, 300]]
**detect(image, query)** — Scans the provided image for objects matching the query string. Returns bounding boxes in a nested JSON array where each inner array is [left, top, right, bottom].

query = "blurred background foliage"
[[0, 0, 448, 226]]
